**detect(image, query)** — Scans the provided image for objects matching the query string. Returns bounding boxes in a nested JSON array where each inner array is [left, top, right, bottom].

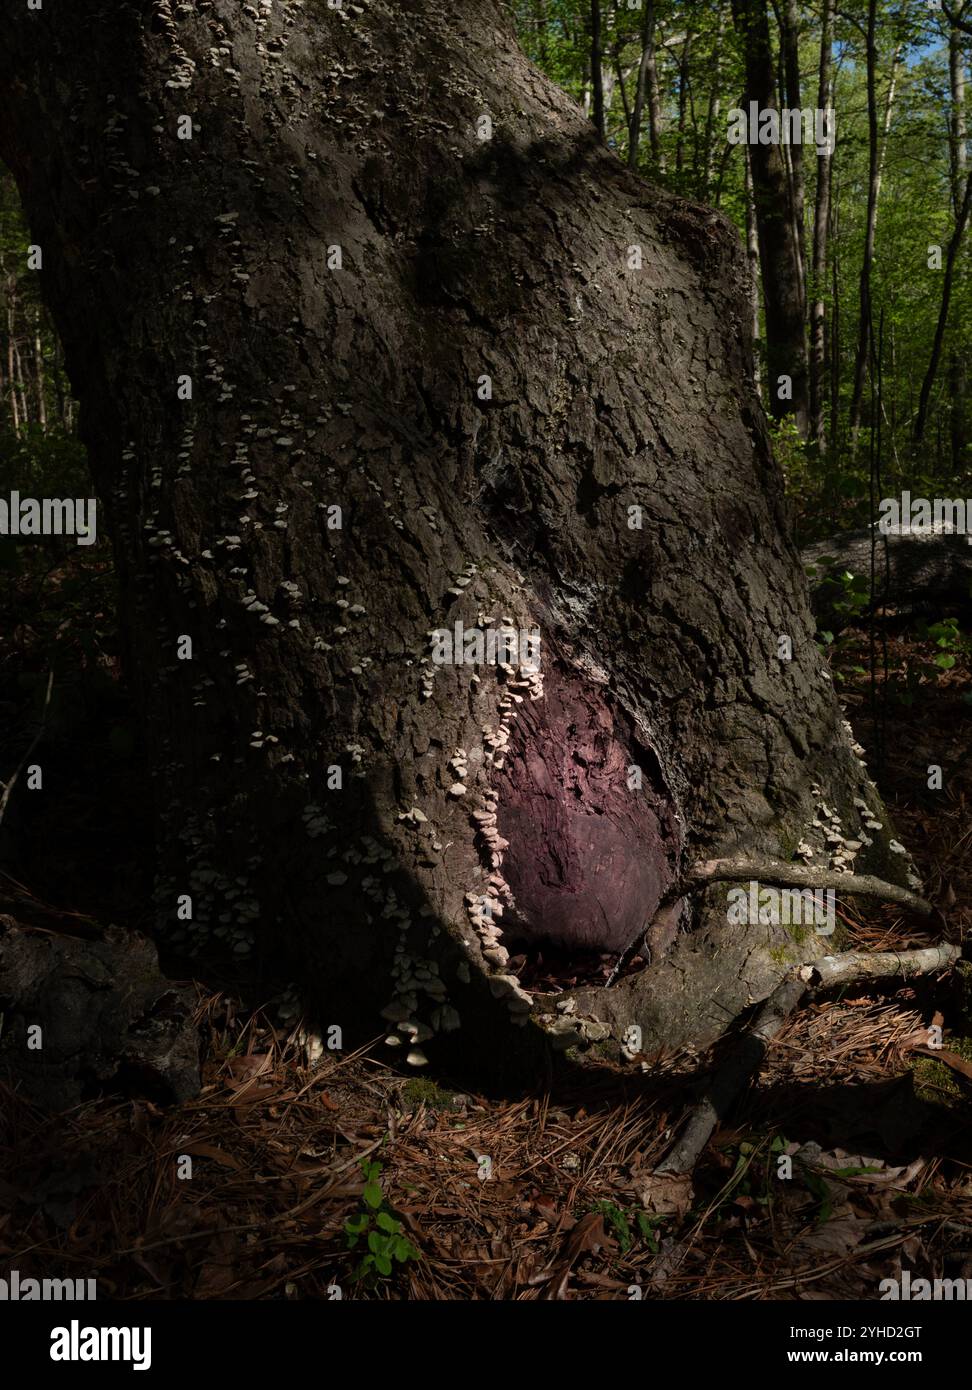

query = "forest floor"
[[2, 552, 972, 1299]]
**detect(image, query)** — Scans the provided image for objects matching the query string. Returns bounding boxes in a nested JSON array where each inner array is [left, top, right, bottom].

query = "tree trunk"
[[744, 144, 763, 390], [6, 292, 20, 434], [829, 191, 841, 485], [848, 24, 900, 452], [809, 0, 834, 452], [613, 50, 632, 137], [675, 33, 692, 176], [590, 0, 606, 143], [947, 28, 967, 467], [701, 5, 726, 201], [628, 0, 662, 171], [731, 0, 810, 433], [0, 0, 914, 1081], [778, 0, 807, 320], [914, 164, 972, 446], [33, 310, 47, 432]]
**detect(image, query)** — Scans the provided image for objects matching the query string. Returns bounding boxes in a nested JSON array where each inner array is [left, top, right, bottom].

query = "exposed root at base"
[[655, 942, 961, 1178]]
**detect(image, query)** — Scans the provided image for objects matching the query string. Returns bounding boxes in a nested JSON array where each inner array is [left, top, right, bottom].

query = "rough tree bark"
[[0, 0, 919, 1081]]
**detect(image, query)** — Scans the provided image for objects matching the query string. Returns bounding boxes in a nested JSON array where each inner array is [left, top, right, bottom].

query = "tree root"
[[654, 941, 961, 1177], [607, 855, 935, 986], [688, 856, 934, 917]]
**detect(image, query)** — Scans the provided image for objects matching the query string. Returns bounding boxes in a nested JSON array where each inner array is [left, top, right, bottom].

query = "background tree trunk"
[[731, 0, 810, 433], [0, 0, 912, 1080], [744, 144, 763, 390], [628, 0, 663, 171], [914, 163, 972, 446], [848, 20, 899, 453], [590, 0, 606, 142], [947, 26, 968, 467], [809, 0, 834, 453], [777, 0, 807, 322]]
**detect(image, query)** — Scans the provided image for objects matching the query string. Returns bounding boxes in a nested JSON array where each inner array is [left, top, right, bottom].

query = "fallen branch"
[[654, 942, 961, 1177], [806, 943, 959, 987]]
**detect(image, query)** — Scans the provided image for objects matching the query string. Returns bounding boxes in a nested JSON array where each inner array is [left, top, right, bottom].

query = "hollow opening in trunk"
[[488, 663, 681, 989]]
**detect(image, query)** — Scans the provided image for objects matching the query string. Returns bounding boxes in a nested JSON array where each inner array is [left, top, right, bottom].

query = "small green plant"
[[810, 560, 864, 615], [887, 616, 969, 705], [918, 616, 967, 672], [807, 561, 870, 680], [817, 562, 870, 622], [715, 1133, 791, 1215], [589, 1199, 664, 1255], [344, 1158, 419, 1282]]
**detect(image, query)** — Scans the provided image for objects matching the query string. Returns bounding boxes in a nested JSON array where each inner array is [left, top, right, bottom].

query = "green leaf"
[[376, 1210, 401, 1234], [635, 1211, 660, 1254], [375, 1253, 393, 1276], [363, 1182, 383, 1209], [802, 1168, 833, 1225], [935, 654, 956, 669]]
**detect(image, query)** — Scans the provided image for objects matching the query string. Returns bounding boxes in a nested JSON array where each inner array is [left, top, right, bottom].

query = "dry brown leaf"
[[180, 1142, 244, 1170], [638, 1171, 694, 1218]]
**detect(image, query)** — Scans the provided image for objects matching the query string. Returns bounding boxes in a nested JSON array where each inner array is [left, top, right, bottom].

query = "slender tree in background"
[[701, 4, 727, 200], [912, 1, 972, 449], [590, 0, 606, 141], [675, 29, 693, 177], [744, 142, 763, 389], [809, 0, 835, 453], [848, 4, 900, 453], [946, 23, 968, 466], [914, 162, 972, 445], [628, 0, 665, 170], [778, 0, 807, 319], [731, 0, 809, 433]]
